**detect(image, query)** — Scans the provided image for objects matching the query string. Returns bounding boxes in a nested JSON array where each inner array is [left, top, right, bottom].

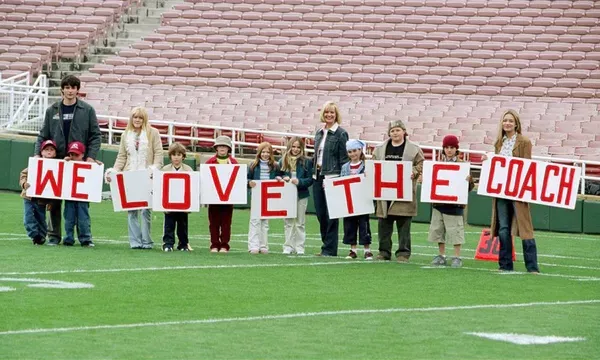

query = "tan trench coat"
[[490, 134, 535, 240], [372, 138, 424, 218]]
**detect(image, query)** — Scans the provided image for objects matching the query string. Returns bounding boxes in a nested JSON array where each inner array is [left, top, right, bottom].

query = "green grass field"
[[0, 191, 599, 359]]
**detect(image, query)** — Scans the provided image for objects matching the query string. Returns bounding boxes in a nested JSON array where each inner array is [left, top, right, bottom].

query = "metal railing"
[[93, 115, 598, 194], [0, 72, 48, 131], [2, 99, 598, 195]]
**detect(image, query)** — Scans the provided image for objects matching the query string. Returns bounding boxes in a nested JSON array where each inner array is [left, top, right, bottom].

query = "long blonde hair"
[[494, 109, 523, 149], [281, 137, 306, 172], [250, 142, 276, 172], [319, 101, 342, 124], [126, 106, 150, 133]]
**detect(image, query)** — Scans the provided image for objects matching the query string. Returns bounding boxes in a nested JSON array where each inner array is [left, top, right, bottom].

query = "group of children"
[[23, 134, 473, 268], [21, 140, 99, 247]]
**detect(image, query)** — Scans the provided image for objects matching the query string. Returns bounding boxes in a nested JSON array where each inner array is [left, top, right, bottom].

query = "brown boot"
[[397, 256, 410, 263]]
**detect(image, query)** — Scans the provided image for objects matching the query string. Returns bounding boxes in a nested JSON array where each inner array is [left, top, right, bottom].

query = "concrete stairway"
[[47, 0, 183, 100]]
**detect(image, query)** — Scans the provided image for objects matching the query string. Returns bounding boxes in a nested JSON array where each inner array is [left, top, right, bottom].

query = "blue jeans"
[[128, 209, 153, 249], [23, 199, 47, 241], [496, 198, 539, 272], [63, 200, 91, 245], [313, 177, 339, 256]]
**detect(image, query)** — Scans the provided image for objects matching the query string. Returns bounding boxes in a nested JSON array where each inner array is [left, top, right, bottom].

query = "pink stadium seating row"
[[0, 0, 138, 76], [80, 81, 600, 160], [81, 0, 600, 97]]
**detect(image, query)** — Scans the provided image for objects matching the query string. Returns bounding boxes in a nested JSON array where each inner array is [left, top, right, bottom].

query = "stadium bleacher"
[[2, 0, 599, 165], [0, 0, 138, 78]]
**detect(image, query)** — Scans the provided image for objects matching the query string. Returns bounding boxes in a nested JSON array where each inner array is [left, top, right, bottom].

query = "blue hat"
[[346, 139, 365, 151]]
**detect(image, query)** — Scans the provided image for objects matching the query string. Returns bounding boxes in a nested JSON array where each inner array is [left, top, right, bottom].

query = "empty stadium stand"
[[3, 0, 598, 165], [0, 0, 138, 78]]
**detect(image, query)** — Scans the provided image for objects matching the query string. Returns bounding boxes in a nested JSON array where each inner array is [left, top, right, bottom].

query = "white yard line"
[[0, 261, 379, 276], [0, 299, 598, 337]]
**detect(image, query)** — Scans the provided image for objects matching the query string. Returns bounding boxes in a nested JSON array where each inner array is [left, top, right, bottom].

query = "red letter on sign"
[[557, 167, 576, 206], [210, 165, 239, 201], [518, 162, 537, 201], [486, 157, 505, 194], [333, 176, 361, 214], [70, 162, 92, 200], [431, 163, 459, 202], [505, 159, 524, 197], [261, 181, 287, 217], [541, 165, 559, 202], [374, 162, 404, 198], [35, 159, 64, 197], [116, 173, 148, 209], [162, 173, 191, 210]]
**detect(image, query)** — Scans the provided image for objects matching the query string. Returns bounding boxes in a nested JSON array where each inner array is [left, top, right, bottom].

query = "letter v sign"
[[210, 166, 239, 201]]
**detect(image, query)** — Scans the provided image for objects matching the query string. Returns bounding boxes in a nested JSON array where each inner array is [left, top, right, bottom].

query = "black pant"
[[162, 212, 189, 249], [496, 198, 539, 272], [343, 214, 372, 246], [378, 215, 412, 259], [313, 177, 339, 256]]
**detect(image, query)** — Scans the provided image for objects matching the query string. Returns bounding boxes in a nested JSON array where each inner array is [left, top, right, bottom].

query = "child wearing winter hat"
[[340, 139, 373, 260], [428, 135, 474, 268]]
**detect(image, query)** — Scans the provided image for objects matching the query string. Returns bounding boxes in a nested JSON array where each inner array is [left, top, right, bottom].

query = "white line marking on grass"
[[0, 278, 94, 289], [465, 332, 586, 345], [0, 286, 16, 292], [0, 300, 598, 336], [0, 261, 379, 276]]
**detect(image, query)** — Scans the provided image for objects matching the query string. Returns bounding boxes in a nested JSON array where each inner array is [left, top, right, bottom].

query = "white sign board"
[[152, 171, 200, 212], [324, 174, 375, 219], [26, 158, 104, 203], [109, 170, 152, 211], [365, 160, 413, 201], [199, 164, 248, 205], [420, 161, 471, 205], [250, 180, 298, 219], [477, 155, 581, 210]]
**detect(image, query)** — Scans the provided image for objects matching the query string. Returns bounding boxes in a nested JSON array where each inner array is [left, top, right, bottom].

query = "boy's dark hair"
[[168, 142, 187, 159], [60, 75, 81, 90]]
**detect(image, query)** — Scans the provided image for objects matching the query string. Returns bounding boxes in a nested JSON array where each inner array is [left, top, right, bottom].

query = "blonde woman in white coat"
[[105, 107, 163, 249]]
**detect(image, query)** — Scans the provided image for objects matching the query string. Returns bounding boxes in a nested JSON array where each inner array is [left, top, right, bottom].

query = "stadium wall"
[[1, 137, 597, 235]]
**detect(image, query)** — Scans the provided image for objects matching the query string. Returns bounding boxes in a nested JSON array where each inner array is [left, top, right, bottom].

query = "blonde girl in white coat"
[[105, 107, 163, 249]]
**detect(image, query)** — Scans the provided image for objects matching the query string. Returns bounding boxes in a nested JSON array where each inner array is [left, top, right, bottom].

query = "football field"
[[0, 191, 598, 359]]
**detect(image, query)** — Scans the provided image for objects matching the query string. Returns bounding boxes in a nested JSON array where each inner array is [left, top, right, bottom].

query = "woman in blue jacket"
[[312, 101, 349, 256]]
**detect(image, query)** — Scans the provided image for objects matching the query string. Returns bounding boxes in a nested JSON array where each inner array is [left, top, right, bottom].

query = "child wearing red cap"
[[20, 140, 58, 245], [62, 141, 101, 247], [428, 135, 474, 268]]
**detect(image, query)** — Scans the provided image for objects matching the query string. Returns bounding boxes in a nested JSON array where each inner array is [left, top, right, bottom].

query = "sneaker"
[[32, 236, 45, 245], [397, 256, 410, 263], [63, 242, 74, 247], [431, 255, 447, 266], [451, 257, 463, 268], [376, 254, 390, 261], [364, 251, 374, 260], [219, 248, 229, 253], [163, 246, 173, 252], [81, 242, 95, 248], [345, 250, 357, 259], [210, 248, 219, 253], [259, 249, 269, 254], [46, 241, 59, 246], [131, 246, 143, 250], [249, 249, 259, 254], [282, 249, 293, 255], [296, 252, 305, 256]]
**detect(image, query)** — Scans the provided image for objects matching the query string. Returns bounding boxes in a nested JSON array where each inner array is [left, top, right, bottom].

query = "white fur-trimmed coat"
[[106, 126, 163, 176]]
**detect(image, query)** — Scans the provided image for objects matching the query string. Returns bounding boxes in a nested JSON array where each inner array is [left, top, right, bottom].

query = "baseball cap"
[[41, 139, 57, 150], [67, 141, 85, 155]]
